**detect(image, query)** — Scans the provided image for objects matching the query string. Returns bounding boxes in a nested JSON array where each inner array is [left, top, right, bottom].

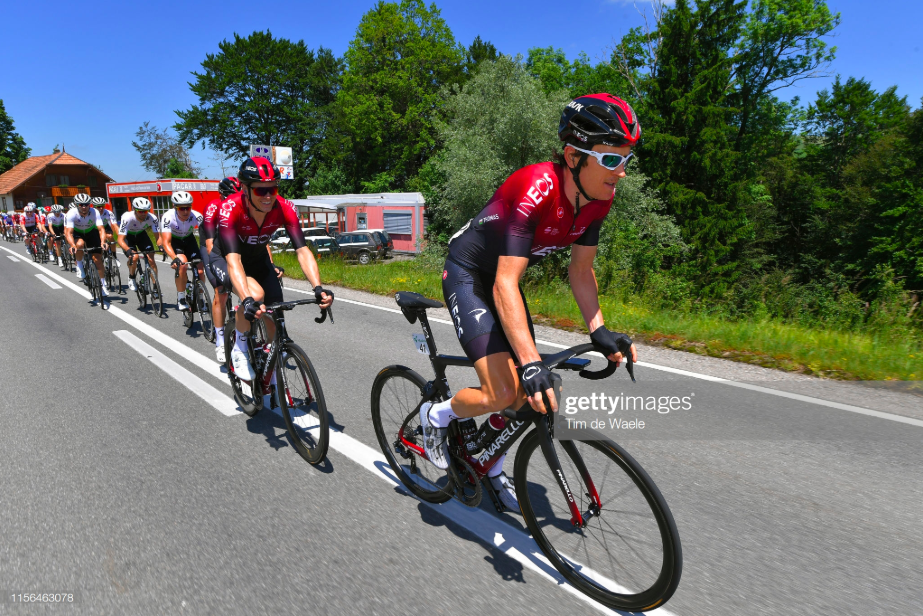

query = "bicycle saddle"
[[394, 291, 443, 309]]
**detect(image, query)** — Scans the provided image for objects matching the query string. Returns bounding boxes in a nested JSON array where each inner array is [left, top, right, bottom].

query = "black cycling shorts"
[[208, 251, 282, 306], [441, 258, 534, 363], [74, 230, 102, 250], [170, 235, 201, 262], [123, 232, 154, 254], [24, 225, 36, 235]]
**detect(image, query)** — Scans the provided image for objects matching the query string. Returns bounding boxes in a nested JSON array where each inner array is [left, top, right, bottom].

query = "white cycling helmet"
[[171, 191, 194, 206], [68, 202, 77, 210], [91, 197, 107, 207], [25, 202, 36, 211], [73, 193, 92, 206], [51, 204, 64, 213], [132, 197, 152, 211]]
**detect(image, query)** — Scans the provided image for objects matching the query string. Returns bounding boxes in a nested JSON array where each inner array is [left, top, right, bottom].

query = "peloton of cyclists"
[[202, 177, 240, 363], [117, 197, 161, 292], [418, 94, 641, 512], [64, 193, 109, 297], [45, 205, 67, 266], [212, 158, 333, 379], [161, 191, 205, 312]]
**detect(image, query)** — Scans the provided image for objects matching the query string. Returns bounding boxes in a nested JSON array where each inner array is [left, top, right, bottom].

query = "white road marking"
[[36, 274, 62, 289], [113, 330, 240, 416], [283, 285, 923, 428], [7, 255, 21, 262]]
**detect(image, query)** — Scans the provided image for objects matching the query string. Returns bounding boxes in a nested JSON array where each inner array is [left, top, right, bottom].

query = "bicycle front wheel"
[[195, 280, 215, 342], [224, 313, 262, 416], [148, 267, 164, 317], [371, 366, 451, 503], [277, 343, 329, 464], [515, 432, 682, 612]]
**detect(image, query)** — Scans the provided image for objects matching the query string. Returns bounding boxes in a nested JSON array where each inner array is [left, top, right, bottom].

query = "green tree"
[[431, 55, 566, 232], [526, 47, 632, 99], [306, 162, 353, 196], [466, 35, 497, 74], [174, 30, 342, 196], [336, 0, 465, 188], [132, 122, 201, 177], [0, 99, 30, 174], [643, 0, 749, 295]]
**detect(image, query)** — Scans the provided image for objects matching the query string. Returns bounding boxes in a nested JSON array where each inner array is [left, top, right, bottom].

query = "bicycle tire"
[[195, 280, 215, 342], [148, 266, 164, 317], [224, 313, 262, 416], [514, 431, 682, 612], [277, 343, 329, 464], [111, 256, 122, 294], [371, 366, 452, 503]]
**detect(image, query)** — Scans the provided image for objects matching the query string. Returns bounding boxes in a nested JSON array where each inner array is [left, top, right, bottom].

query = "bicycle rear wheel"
[[515, 432, 682, 612], [277, 343, 329, 464], [110, 256, 122, 294], [371, 366, 451, 503], [195, 280, 215, 342]]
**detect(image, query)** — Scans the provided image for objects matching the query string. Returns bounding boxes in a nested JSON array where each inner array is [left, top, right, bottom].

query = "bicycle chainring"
[[447, 452, 482, 508]]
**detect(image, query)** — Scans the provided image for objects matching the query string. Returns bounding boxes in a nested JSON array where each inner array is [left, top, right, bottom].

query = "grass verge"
[[276, 253, 922, 382]]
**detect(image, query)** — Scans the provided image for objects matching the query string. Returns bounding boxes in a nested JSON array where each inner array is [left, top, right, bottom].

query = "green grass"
[[277, 253, 922, 382]]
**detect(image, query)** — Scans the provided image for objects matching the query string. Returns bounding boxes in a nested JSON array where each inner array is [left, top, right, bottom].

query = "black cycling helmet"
[[218, 176, 242, 198], [559, 93, 641, 147], [238, 157, 281, 185], [558, 93, 641, 206]]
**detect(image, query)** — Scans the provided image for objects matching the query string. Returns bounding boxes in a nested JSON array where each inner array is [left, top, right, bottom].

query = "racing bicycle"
[[76, 246, 107, 310], [174, 250, 214, 338], [371, 292, 682, 612], [103, 242, 122, 294], [224, 297, 333, 464], [130, 249, 164, 317]]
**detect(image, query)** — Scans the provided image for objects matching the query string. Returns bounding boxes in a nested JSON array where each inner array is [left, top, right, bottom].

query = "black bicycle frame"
[[399, 305, 590, 525]]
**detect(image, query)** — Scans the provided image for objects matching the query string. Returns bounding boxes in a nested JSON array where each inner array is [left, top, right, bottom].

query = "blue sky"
[[3, 0, 921, 183]]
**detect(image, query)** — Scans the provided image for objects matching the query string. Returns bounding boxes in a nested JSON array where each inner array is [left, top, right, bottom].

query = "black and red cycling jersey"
[[215, 193, 307, 264], [447, 161, 612, 271], [200, 197, 222, 242]]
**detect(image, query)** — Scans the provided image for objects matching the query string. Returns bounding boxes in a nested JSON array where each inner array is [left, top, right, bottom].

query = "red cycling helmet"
[[218, 176, 242, 198], [238, 157, 281, 184], [559, 93, 641, 147]]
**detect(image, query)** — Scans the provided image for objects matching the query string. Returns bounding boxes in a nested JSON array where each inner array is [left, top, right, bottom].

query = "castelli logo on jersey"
[[556, 206, 564, 219], [443, 270, 448, 280]]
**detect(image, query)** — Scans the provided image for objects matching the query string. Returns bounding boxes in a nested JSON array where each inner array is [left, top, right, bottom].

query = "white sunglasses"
[[570, 146, 634, 170]]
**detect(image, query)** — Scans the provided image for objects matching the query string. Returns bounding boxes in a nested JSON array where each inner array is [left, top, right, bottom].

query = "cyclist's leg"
[[74, 237, 87, 276], [206, 252, 232, 358], [174, 253, 190, 307], [83, 232, 106, 291]]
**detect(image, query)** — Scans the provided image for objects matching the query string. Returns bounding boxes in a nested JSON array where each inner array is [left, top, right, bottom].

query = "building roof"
[[0, 152, 115, 194]]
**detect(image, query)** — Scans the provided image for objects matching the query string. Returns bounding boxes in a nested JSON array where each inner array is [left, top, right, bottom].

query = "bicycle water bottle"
[[472, 414, 507, 452]]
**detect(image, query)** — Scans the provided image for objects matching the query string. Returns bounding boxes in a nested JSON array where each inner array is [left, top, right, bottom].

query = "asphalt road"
[[0, 241, 921, 616]]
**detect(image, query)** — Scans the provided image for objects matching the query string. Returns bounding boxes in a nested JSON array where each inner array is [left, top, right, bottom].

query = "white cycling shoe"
[[419, 402, 450, 470], [489, 472, 521, 514], [215, 345, 227, 365], [230, 346, 255, 381], [128, 278, 137, 291], [177, 296, 189, 311]]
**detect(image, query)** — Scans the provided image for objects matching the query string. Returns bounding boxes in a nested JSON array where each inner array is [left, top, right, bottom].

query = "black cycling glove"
[[274, 265, 285, 277], [171, 257, 184, 267], [124, 248, 136, 258], [314, 286, 333, 303], [518, 361, 554, 399], [241, 296, 260, 322], [590, 326, 633, 357]]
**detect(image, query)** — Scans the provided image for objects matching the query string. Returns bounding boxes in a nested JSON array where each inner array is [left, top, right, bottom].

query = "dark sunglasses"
[[176, 206, 192, 211], [251, 185, 279, 197]]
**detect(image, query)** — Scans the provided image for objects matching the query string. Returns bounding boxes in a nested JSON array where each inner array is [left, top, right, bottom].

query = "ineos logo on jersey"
[[241, 234, 273, 244], [469, 308, 487, 324]]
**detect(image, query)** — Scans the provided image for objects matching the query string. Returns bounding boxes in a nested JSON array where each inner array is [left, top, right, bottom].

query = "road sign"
[[274, 147, 293, 166], [250, 144, 271, 159]]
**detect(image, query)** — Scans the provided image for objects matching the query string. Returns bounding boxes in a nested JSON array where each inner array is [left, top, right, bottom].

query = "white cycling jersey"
[[161, 208, 203, 238], [98, 209, 117, 227], [65, 208, 103, 233], [46, 213, 66, 229], [22, 212, 38, 227], [119, 211, 159, 236]]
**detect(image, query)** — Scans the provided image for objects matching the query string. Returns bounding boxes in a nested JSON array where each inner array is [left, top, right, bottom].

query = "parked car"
[[269, 235, 318, 257], [336, 231, 384, 264], [365, 229, 394, 258], [308, 236, 340, 258]]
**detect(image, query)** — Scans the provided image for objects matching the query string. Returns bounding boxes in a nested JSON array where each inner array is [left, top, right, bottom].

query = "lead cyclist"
[[421, 94, 641, 512]]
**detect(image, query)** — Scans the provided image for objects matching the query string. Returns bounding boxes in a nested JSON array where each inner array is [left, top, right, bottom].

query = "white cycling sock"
[[234, 331, 249, 353], [487, 454, 507, 478], [178, 291, 186, 299], [427, 398, 458, 428], [76, 261, 85, 274], [215, 327, 225, 346]]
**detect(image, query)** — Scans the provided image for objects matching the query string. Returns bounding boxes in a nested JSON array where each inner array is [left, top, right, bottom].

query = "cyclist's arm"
[[97, 224, 106, 247], [225, 252, 253, 303], [294, 245, 323, 289], [494, 255, 541, 366], [64, 227, 76, 250], [116, 232, 130, 253], [569, 244, 605, 334]]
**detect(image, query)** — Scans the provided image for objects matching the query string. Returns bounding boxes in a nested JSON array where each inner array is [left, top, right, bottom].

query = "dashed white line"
[[36, 274, 62, 289], [7, 255, 21, 262], [113, 330, 240, 416]]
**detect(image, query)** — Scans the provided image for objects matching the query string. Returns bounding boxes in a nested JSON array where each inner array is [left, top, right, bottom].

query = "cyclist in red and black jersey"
[[202, 176, 240, 363], [213, 158, 333, 379], [422, 94, 641, 511]]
